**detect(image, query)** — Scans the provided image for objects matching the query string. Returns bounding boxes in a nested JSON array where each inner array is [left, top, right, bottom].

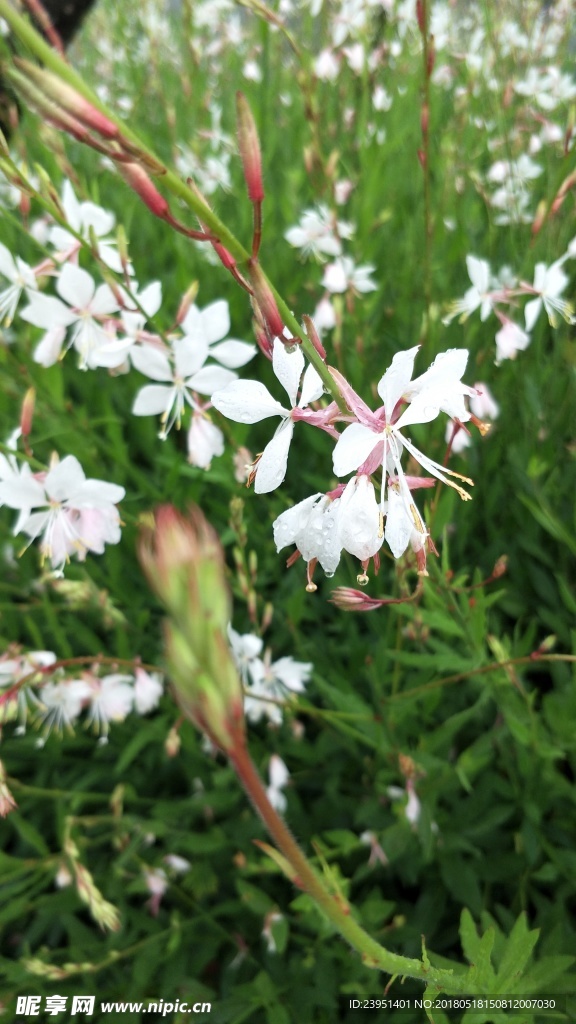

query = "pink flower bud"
[[14, 60, 119, 140], [20, 387, 35, 439], [119, 163, 169, 219], [249, 262, 284, 338], [236, 92, 264, 203]]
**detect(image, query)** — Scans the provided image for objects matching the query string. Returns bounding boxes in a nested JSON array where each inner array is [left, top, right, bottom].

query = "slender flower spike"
[[211, 338, 324, 493]]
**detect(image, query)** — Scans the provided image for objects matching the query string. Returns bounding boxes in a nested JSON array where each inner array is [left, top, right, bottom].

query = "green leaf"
[[495, 913, 540, 991]]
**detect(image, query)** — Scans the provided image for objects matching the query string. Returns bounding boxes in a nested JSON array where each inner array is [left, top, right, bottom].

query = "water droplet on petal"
[[325, 571, 335, 578]]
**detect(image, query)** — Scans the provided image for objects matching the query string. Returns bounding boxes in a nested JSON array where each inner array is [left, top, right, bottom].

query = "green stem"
[[0, 0, 348, 412], [229, 740, 466, 989]]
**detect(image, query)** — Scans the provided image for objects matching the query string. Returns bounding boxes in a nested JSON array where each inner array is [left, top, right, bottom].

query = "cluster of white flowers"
[[444, 245, 576, 364], [0, 647, 163, 737], [228, 626, 312, 725]]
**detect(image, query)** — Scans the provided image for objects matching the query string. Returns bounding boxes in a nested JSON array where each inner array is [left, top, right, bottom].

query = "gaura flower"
[[211, 338, 323, 493]]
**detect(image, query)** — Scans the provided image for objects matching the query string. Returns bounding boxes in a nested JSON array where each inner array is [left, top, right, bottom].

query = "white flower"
[[93, 280, 162, 369], [0, 454, 125, 575], [134, 667, 163, 714], [332, 347, 475, 560], [49, 180, 126, 274], [274, 491, 343, 576], [524, 260, 575, 331], [20, 263, 118, 370], [443, 256, 493, 323], [244, 654, 311, 725], [314, 49, 340, 81], [228, 625, 263, 683], [211, 339, 323, 493], [87, 673, 134, 732], [180, 299, 256, 369], [322, 256, 377, 295], [284, 205, 353, 261], [33, 678, 92, 732], [470, 382, 499, 420], [0, 243, 37, 325], [131, 336, 236, 438]]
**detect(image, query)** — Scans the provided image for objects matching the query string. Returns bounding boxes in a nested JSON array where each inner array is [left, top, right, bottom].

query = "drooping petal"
[[384, 483, 413, 558], [524, 297, 542, 332], [211, 380, 287, 423], [273, 493, 323, 552], [272, 338, 305, 407], [338, 476, 383, 560], [254, 421, 295, 493], [33, 326, 67, 367], [332, 422, 381, 477]]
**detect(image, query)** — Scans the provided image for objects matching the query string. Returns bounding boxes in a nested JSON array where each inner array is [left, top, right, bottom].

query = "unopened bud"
[[420, 103, 429, 137], [119, 163, 169, 219], [20, 387, 35, 438], [176, 281, 199, 325], [302, 314, 326, 360], [138, 506, 245, 753], [165, 724, 182, 758], [249, 262, 284, 338], [236, 92, 264, 203], [14, 60, 119, 140]]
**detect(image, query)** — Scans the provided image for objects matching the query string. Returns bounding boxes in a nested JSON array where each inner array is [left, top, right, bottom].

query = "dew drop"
[[325, 571, 335, 578], [356, 572, 369, 586]]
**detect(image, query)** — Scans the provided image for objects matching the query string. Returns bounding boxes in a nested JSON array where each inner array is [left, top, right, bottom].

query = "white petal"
[[384, 485, 412, 558], [138, 281, 162, 318], [0, 475, 45, 509], [90, 284, 119, 316], [273, 493, 322, 551], [80, 201, 115, 237], [186, 365, 236, 397], [57, 263, 95, 309], [299, 363, 324, 407], [254, 422, 294, 493], [202, 299, 230, 344], [211, 380, 287, 423], [466, 255, 490, 293], [130, 344, 172, 382], [272, 338, 304, 407], [20, 291, 76, 329], [132, 384, 172, 416], [377, 346, 419, 413], [92, 338, 134, 368], [524, 297, 542, 332], [72, 479, 125, 507], [0, 242, 16, 281], [332, 423, 380, 477], [187, 417, 224, 468], [33, 326, 66, 367], [174, 335, 209, 378], [209, 339, 256, 369], [338, 477, 383, 560], [44, 456, 86, 502], [180, 305, 203, 339], [61, 180, 81, 230]]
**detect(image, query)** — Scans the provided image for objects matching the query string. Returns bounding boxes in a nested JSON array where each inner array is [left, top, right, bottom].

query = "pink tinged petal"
[[174, 335, 209, 377], [524, 297, 542, 332], [211, 380, 287, 423], [273, 493, 323, 551], [90, 284, 119, 316], [254, 421, 295, 493], [299, 363, 324, 407], [20, 291, 77, 330], [339, 477, 383, 560], [332, 422, 381, 477], [33, 325, 66, 367], [496, 321, 530, 363], [130, 344, 172, 382], [272, 338, 305, 407], [44, 456, 86, 502], [202, 299, 230, 344], [209, 339, 256, 368], [187, 417, 225, 469], [0, 475, 46, 509], [57, 263, 95, 309], [186, 365, 236, 396], [377, 346, 419, 414], [0, 242, 17, 280], [328, 366, 379, 426]]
